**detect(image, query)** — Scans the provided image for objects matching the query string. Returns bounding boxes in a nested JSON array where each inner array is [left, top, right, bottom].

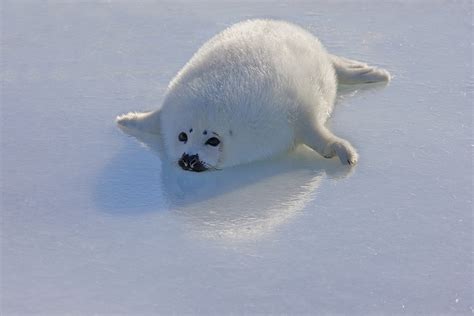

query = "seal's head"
[[174, 128, 222, 172], [159, 85, 243, 173]]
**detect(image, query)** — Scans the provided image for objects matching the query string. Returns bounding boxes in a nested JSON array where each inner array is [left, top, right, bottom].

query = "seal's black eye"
[[205, 137, 220, 147], [178, 132, 188, 143]]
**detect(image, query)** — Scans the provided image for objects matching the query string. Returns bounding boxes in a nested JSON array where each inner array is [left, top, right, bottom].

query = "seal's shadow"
[[95, 126, 355, 241], [95, 134, 166, 214]]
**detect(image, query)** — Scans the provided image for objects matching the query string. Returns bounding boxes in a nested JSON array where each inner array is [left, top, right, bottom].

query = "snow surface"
[[1, 1, 472, 315]]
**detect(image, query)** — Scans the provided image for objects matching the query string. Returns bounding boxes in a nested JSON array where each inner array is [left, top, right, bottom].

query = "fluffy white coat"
[[117, 19, 390, 171]]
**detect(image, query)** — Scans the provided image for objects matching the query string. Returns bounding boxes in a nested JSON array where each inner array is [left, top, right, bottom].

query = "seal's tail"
[[330, 54, 391, 85]]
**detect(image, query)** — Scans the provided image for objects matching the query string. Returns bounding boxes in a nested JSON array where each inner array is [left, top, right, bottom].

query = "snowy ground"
[[1, 1, 472, 315]]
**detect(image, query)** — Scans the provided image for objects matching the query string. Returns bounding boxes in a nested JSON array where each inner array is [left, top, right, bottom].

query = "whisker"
[[203, 162, 221, 171]]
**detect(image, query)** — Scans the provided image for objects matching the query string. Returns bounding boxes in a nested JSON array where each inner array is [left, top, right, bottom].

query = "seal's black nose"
[[178, 153, 206, 172]]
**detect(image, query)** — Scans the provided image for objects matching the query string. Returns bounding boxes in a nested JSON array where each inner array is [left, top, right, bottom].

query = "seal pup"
[[117, 19, 390, 172]]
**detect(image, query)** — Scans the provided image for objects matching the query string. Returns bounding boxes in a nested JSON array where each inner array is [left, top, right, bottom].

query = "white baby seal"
[[117, 19, 390, 172]]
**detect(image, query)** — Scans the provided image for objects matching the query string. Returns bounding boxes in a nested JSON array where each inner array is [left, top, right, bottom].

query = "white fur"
[[117, 19, 390, 170]]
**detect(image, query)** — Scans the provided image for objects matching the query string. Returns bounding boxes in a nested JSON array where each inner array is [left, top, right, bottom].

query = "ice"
[[1, 1, 472, 314]]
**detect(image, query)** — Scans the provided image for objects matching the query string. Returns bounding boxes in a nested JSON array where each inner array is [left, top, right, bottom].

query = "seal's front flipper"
[[116, 110, 161, 134], [322, 139, 359, 165], [300, 123, 359, 165], [330, 54, 391, 84]]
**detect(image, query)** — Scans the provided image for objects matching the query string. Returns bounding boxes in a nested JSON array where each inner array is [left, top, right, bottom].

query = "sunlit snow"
[[1, 1, 472, 314]]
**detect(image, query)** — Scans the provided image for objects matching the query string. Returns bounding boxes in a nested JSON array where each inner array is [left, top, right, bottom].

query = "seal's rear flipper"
[[330, 54, 391, 84], [116, 110, 161, 134]]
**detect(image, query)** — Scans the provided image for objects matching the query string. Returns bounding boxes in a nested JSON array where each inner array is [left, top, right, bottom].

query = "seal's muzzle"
[[178, 153, 207, 172]]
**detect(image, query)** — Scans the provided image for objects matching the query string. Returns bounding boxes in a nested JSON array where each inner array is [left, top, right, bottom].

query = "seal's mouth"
[[178, 153, 208, 172]]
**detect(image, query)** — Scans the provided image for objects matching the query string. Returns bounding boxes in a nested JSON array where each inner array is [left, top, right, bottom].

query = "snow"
[[1, 1, 472, 314]]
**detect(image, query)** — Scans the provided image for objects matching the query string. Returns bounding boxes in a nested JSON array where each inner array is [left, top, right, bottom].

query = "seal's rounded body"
[[117, 20, 390, 171]]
